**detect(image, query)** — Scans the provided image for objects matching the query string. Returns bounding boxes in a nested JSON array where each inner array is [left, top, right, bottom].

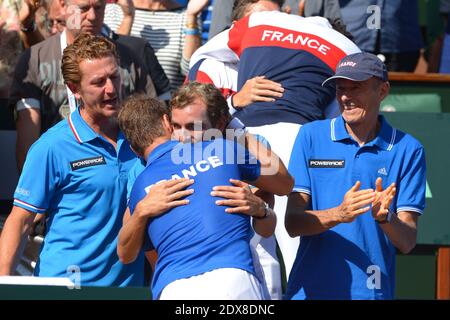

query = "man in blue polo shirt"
[[117, 94, 293, 299], [0, 34, 143, 286], [285, 52, 426, 300]]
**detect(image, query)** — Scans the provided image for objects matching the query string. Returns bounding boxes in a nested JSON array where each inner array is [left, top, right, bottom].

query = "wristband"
[[226, 117, 246, 130], [184, 28, 199, 36], [21, 20, 36, 33], [230, 93, 237, 109], [226, 95, 238, 115], [254, 203, 270, 220], [377, 209, 394, 224], [186, 21, 199, 29]]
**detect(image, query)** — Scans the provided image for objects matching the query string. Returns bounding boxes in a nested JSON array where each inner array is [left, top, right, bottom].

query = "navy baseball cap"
[[322, 52, 388, 86]]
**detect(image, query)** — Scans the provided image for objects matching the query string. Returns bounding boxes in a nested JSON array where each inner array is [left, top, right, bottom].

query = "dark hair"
[[231, 0, 284, 21], [118, 94, 169, 156], [170, 82, 230, 128], [328, 18, 354, 41]]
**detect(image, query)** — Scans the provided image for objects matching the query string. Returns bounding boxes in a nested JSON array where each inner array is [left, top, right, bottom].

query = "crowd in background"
[[1, 0, 450, 100]]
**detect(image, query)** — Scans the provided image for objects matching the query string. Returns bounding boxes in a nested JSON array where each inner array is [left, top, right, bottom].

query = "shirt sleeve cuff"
[[226, 95, 238, 115], [16, 98, 40, 112], [396, 206, 424, 215], [14, 199, 46, 214], [292, 187, 311, 195]]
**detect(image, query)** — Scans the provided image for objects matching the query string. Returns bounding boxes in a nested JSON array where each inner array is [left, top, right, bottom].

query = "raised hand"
[[372, 177, 396, 222], [19, 0, 42, 27], [116, 0, 135, 17], [186, 0, 210, 16]]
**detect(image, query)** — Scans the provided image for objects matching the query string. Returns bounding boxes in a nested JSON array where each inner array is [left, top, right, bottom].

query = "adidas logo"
[[378, 167, 388, 176]]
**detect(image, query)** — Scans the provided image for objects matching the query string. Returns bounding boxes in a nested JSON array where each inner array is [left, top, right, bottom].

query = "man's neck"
[[345, 118, 380, 147], [79, 108, 119, 144], [143, 136, 171, 162], [65, 30, 77, 45]]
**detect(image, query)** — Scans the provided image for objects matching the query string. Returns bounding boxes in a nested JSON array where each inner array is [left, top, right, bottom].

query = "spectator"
[[104, 0, 208, 91], [9, 0, 162, 172], [0, 34, 144, 286], [117, 85, 293, 299], [43, 0, 134, 37], [208, 0, 299, 39], [177, 0, 213, 43], [190, 9, 360, 277], [285, 52, 426, 299], [339, 0, 423, 72], [0, 0, 44, 97], [17, 0, 46, 47], [0, 25, 21, 99], [45, 0, 66, 36], [300, 0, 342, 24]]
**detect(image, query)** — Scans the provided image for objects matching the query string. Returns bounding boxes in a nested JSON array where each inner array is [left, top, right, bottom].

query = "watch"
[[21, 20, 37, 33], [377, 209, 394, 224], [254, 202, 270, 220]]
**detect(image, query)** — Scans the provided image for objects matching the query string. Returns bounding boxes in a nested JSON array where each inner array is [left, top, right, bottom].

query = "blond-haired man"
[[0, 34, 143, 287]]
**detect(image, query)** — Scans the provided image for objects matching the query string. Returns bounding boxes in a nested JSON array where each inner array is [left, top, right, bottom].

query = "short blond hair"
[[61, 33, 118, 86]]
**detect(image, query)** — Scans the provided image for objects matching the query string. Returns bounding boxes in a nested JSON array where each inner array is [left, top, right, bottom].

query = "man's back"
[[129, 139, 261, 298], [191, 11, 360, 126]]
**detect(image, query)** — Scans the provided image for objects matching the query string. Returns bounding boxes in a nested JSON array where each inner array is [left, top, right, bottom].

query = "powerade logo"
[[309, 159, 345, 168], [70, 156, 106, 171]]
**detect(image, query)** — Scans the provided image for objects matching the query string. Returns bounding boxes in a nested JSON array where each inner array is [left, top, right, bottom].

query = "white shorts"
[[247, 122, 302, 278], [250, 234, 282, 300], [159, 268, 264, 300]]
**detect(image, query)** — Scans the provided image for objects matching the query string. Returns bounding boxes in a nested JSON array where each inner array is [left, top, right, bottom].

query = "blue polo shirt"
[[129, 139, 260, 299], [14, 109, 144, 287], [286, 115, 426, 300], [127, 158, 146, 200]]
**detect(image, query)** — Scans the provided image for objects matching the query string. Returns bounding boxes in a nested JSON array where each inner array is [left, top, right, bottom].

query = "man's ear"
[[380, 81, 390, 101], [67, 82, 81, 100], [162, 114, 173, 134]]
